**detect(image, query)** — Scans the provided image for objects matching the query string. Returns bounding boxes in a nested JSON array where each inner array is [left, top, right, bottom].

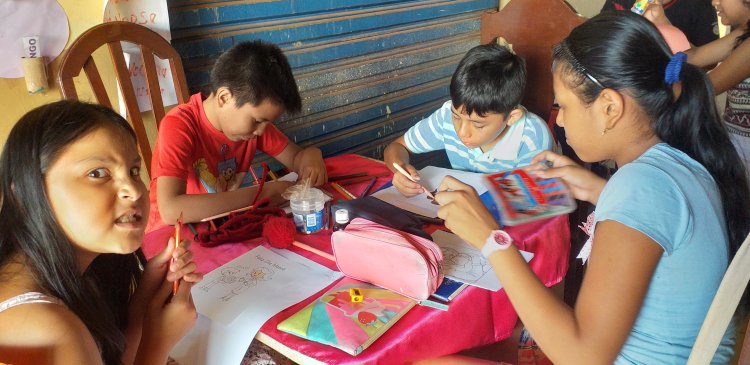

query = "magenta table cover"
[[142, 154, 571, 364]]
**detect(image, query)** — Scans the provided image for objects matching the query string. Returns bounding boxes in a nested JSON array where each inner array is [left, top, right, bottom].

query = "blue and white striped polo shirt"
[[403, 100, 553, 173]]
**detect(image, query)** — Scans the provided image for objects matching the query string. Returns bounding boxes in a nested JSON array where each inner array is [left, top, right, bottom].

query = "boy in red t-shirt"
[[147, 40, 327, 232]]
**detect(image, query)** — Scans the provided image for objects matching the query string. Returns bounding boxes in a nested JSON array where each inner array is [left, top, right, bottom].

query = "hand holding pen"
[[391, 162, 436, 199]]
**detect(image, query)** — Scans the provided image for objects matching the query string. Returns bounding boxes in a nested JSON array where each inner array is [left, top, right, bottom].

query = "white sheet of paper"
[[172, 246, 343, 365], [431, 230, 533, 291], [372, 166, 488, 218]]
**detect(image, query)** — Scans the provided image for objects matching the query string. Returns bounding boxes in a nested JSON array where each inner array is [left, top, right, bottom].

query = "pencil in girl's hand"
[[172, 212, 183, 296]]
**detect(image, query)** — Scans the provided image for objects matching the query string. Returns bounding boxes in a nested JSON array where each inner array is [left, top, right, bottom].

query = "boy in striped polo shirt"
[[384, 43, 553, 197]]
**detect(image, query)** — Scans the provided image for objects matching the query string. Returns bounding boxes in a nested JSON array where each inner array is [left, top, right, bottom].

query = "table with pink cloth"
[[142, 154, 571, 365]]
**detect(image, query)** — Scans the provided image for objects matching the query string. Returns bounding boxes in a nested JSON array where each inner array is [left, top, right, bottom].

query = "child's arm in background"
[[647, 0, 750, 94], [157, 177, 293, 225], [273, 142, 328, 186], [384, 136, 427, 197], [644, 0, 741, 83], [701, 33, 750, 93]]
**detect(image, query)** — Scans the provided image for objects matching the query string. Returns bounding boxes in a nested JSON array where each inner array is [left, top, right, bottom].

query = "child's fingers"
[[404, 164, 420, 179], [150, 236, 176, 266], [167, 261, 198, 282], [182, 272, 204, 283], [437, 175, 473, 193], [531, 150, 563, 165]]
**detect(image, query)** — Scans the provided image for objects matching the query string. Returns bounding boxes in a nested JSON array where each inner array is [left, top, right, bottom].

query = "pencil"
[[333, 172, 390, 185], [360, 177, 377, 198], [331, 182, 357, 200], [172, 212, 183, 296], [391, 162, 435, 199], [200, 204, 255, 222], [329, 172, 367, 182], [268, 170, 279, 181]]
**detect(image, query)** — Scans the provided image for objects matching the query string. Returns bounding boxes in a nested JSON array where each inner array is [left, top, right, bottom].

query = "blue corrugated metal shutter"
[[168, 0, 498, 168]]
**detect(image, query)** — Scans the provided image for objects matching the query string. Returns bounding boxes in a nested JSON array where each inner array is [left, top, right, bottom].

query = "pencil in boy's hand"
[[391, 162, 435, 199], [172, 212, 183, 296]]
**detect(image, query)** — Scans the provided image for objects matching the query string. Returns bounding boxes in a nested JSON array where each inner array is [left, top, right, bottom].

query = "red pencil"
[[172, 212, 183, 295]]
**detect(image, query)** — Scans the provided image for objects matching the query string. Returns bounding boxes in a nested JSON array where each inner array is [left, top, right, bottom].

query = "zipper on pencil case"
[[345, 224, 442, 277]]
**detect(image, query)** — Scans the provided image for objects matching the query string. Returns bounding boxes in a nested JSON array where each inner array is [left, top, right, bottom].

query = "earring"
[[601, 127, 611, 135]]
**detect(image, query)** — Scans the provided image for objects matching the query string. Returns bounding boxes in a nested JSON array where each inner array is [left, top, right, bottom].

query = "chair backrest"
[[687, 232, 750, 364], [479, 0, 585, 122], [57, 21, 190, 177]]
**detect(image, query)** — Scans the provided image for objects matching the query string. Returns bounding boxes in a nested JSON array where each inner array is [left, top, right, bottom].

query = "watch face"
[[493, 231, 510, 245]]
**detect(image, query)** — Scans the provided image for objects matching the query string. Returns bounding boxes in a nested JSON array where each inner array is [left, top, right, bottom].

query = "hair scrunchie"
[[664, 52, 687, 86]]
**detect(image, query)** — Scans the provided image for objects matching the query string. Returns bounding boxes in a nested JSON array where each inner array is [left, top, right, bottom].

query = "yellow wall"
[[0, 0, 113, 146]]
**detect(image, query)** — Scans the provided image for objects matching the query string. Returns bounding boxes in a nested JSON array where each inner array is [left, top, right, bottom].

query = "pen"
[[172, 212, 183, 296], [391, 162, 435, 199], [331, 182, 357, 200]]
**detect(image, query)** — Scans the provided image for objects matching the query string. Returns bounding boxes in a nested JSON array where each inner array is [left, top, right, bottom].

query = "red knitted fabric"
[[194, 163, 287, 247]]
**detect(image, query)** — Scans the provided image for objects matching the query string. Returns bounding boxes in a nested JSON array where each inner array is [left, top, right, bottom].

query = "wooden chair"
[[480, 0, 587, 307], [687, 231, 750, 364], [480, 0, 585, 122], [57, 21, 190, 177]]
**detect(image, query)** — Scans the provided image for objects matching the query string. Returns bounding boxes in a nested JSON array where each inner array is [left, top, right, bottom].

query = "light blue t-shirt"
[[403, 101, 553, 173], [594, 143, 735, 365]]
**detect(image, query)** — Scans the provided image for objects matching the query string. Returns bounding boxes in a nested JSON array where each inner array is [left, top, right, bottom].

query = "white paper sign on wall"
[[104, 0, 178, 112]]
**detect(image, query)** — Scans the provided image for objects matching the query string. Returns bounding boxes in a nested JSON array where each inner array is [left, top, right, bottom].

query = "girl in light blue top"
[[422, 11, 750, 365]]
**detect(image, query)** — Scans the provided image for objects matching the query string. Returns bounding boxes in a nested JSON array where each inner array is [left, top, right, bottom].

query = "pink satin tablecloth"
[[142, 154, 571, 364]]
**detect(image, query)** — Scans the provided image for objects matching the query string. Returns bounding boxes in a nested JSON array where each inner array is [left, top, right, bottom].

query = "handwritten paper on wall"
[[103, 0, 177, 112]]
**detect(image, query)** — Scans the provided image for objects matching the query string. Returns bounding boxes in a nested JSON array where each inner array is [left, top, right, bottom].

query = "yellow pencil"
[[172, 212, 183, 296]]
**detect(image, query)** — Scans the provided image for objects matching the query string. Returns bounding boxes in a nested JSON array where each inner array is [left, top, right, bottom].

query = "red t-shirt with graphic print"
[[146, 93, 289, 232]]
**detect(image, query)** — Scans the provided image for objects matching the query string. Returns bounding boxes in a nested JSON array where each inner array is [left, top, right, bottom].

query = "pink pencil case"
[[331, 218, 444, 301]]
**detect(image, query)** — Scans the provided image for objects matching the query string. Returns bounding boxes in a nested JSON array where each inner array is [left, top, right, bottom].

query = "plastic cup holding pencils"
[[284, 180, 330, 234]]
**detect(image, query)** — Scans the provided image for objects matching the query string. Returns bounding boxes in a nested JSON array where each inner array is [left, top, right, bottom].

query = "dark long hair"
[[735, 1, 750, 46], [553, 12, 750, 288], [0, 100, 145, 365]]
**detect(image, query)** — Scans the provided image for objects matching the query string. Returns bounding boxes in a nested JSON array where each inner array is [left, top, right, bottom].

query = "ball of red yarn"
[[263, 216, 297, 249]]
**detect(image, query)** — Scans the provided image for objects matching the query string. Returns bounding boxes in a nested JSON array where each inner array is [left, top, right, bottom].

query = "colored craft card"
[[483, 166, 576, 226], [277, 278, 416, 355]]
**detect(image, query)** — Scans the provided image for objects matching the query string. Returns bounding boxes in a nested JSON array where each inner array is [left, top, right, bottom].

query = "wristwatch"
[[481, 230, 513, 259]]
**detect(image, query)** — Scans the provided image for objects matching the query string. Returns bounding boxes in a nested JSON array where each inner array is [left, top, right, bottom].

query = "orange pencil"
[[331, 182, 356, 200], [172, 212, 183, 295]]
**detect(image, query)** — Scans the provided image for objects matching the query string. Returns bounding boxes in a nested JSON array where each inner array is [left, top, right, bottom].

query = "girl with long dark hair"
[[0, 101, 203, 364], [421, 11, 750, 364]]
